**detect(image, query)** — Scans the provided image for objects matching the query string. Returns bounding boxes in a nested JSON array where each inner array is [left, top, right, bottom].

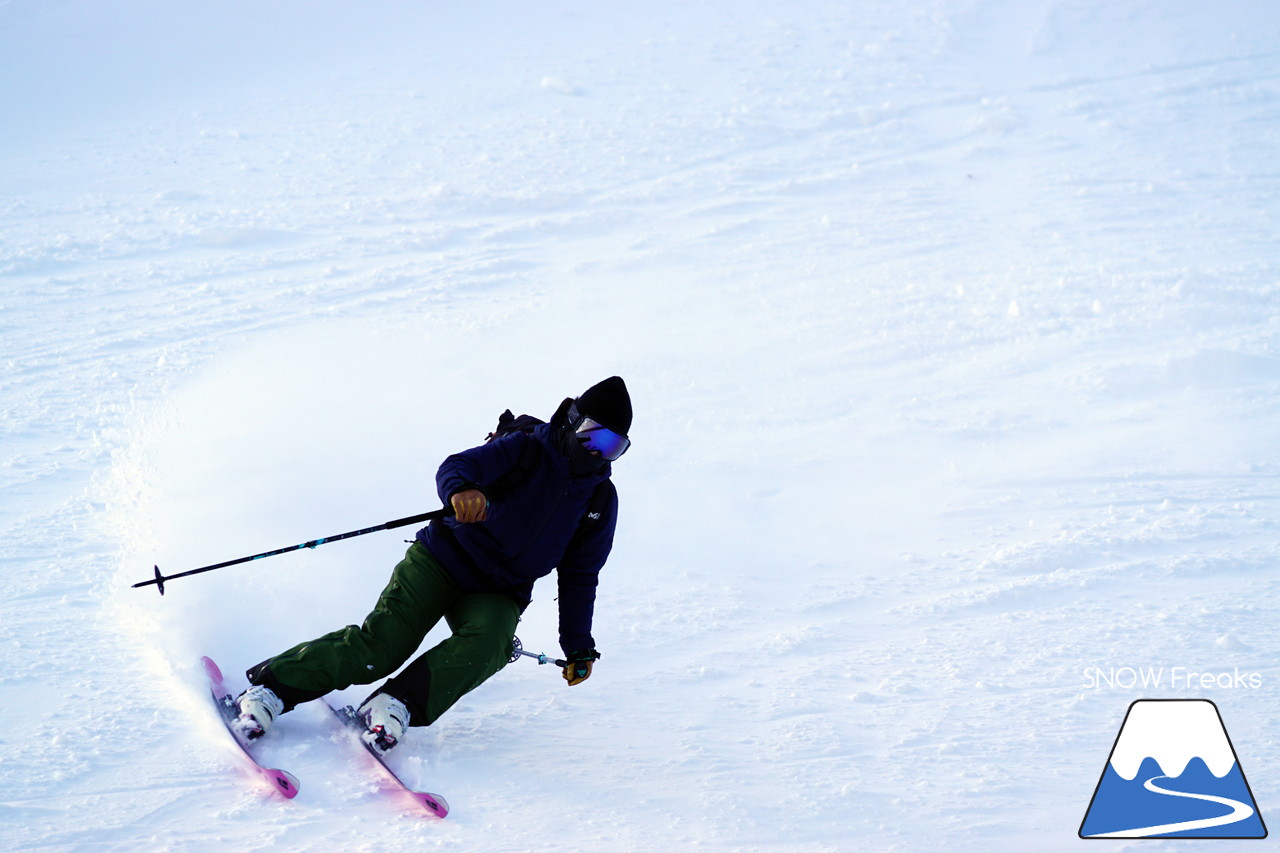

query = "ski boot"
[[358, 692, 409, 754], [234, 684, 284, 740]]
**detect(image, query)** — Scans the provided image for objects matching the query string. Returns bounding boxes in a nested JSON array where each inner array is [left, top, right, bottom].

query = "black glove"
[[562, 649, 601, 686]]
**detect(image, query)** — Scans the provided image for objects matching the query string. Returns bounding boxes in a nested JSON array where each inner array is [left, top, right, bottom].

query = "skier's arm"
[[556, 488, 618, 658], [435, 433, 529, 511]]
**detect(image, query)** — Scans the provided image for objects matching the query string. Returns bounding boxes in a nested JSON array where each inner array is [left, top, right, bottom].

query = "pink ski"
[[324, 699, 449, 818], [201, 656, 300, 799]]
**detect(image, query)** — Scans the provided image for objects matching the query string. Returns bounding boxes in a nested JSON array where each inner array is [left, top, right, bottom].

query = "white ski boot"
[[234, 684, 284, 740], [358, 692, 409, 754]]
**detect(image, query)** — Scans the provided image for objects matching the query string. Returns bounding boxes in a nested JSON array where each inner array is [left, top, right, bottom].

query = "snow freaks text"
[[1082, 667, 1263, 691]]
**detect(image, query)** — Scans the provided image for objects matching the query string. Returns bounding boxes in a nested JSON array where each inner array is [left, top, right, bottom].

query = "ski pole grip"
[[383, 507, 453, 529]]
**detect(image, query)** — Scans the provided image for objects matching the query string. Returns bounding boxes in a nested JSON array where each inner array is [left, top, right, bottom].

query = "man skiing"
[[234, 376, 632, 753]]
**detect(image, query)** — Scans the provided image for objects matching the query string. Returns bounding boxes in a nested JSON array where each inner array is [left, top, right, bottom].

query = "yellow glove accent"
[[450, 489, 488, 523], [563, 659, 593, 686]]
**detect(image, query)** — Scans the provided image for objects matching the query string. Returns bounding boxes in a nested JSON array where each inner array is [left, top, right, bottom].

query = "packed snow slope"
[[3, 1, 1279, 850]]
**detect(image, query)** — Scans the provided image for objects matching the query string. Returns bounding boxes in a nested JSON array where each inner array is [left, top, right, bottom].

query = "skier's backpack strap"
[[483, 408, 549, 498], [487, 409, 548, 441], [485, 409, 518, 442], [486, 436, 544, 499]]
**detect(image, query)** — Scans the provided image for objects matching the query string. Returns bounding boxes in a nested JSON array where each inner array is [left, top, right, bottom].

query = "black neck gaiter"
[[555, 425, 608, 477]]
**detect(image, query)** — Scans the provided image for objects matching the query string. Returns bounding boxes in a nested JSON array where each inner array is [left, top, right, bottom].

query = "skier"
[[233, 376, 632, 753]]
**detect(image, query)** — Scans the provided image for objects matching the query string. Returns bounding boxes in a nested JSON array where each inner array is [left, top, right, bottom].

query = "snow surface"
[[3, 1, 1279, 850]]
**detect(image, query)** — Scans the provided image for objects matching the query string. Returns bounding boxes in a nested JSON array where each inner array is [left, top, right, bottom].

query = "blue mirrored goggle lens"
[[575, 418, 630, 461]]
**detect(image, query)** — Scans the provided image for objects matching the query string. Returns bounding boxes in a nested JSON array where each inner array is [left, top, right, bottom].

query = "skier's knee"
[[356, 636, 416, 682], [452, 626, 513, 671]]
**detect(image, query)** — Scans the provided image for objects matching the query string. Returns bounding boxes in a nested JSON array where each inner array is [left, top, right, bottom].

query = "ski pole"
[[509, 636, 567, 669], [514, 649, 569, 668], [133, 507, 452, 596]]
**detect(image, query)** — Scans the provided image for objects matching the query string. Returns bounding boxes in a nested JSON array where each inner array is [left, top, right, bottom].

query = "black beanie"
[[577, 376, 632, 435]]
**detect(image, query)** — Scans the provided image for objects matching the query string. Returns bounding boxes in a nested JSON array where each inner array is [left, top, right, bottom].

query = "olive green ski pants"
[[252, 543, 519, 727]]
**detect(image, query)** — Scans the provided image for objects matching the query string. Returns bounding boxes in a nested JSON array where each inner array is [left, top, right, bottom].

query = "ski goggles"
[[574, 417, 631, 461]]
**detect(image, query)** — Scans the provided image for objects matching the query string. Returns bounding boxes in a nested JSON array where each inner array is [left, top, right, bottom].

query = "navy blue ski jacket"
[[415, 423, 617, 656]]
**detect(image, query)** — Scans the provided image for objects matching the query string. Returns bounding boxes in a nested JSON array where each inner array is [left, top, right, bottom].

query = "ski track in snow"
[[3, 1, 1280, 851]]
